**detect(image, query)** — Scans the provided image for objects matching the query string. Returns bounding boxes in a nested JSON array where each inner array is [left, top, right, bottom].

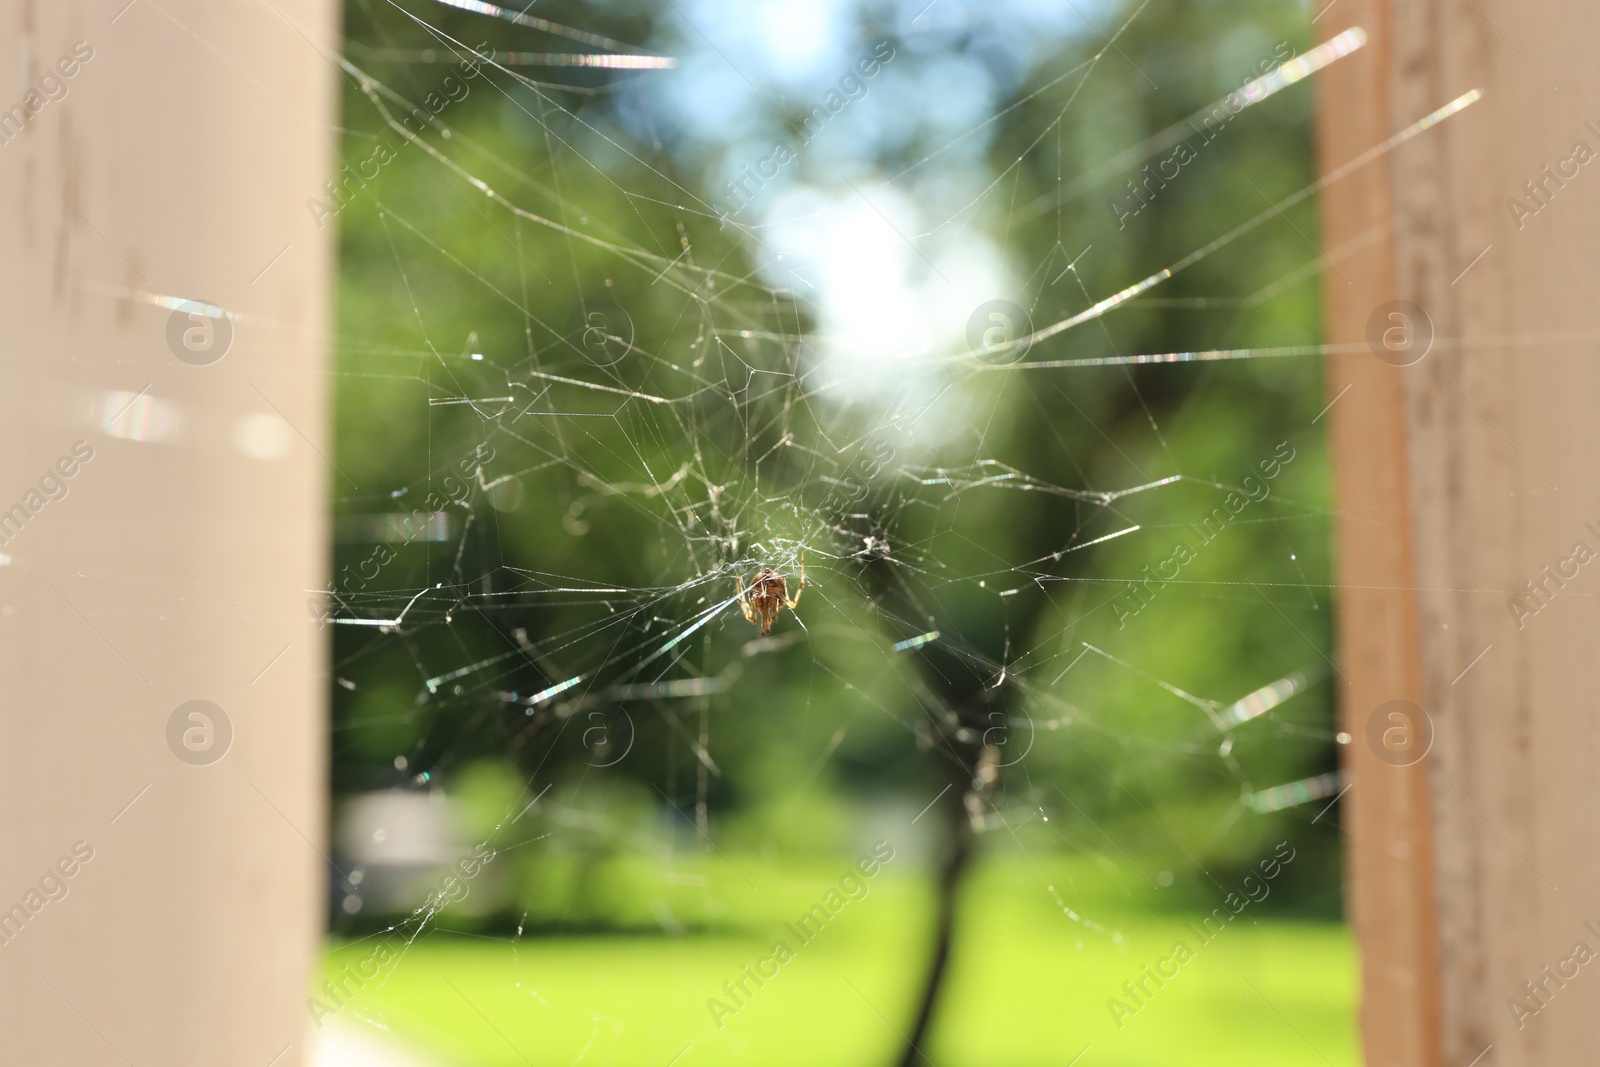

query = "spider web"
[[308, 0, 1476, 1062]]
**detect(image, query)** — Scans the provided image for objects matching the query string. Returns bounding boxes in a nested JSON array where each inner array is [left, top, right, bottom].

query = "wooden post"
[[1319, 1, 1600, 1064], [0, 2, 335, 1064]]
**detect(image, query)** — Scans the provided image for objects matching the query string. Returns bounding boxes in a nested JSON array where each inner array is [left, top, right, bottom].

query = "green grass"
[[317, 859, 1357, 1066]]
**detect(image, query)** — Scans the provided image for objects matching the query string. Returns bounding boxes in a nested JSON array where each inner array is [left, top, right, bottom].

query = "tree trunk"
[[895, 752, 980, 1067]]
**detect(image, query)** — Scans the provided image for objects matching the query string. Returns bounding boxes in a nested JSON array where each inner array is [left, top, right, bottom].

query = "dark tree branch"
[[850, 507, 1023, 1067], [894, 755, 979, 1067]]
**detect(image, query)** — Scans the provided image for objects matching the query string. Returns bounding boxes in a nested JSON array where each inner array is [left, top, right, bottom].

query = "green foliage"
[[328, 0, 1343, 938]]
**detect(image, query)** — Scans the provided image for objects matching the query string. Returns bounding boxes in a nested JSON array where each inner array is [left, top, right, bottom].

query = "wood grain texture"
[[1316, 3, 1442, 1064], [0, 2, 336, 1064], [1320, 1, 1600, 1064]]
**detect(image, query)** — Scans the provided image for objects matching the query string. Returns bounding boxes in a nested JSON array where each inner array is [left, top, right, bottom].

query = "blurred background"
[[316, 0, 1354, 1064]]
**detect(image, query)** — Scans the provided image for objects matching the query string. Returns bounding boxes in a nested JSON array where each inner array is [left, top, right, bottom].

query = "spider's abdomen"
[[749, 575, 787, 635]]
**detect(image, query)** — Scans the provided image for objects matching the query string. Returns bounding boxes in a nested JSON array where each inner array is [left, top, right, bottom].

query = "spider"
[[734, 552, 806, 636]]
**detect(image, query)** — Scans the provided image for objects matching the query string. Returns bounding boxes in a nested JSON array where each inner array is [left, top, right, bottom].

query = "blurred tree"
[[326, 0, 1340, 969]]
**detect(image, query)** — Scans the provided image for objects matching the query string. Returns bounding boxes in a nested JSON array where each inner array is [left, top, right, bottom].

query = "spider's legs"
[[786, 549, 806, 610], [735, 570, 757, 624]]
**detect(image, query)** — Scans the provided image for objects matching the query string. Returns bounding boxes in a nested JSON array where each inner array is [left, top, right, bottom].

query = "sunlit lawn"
[[319, 858, 1357, 1066]]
